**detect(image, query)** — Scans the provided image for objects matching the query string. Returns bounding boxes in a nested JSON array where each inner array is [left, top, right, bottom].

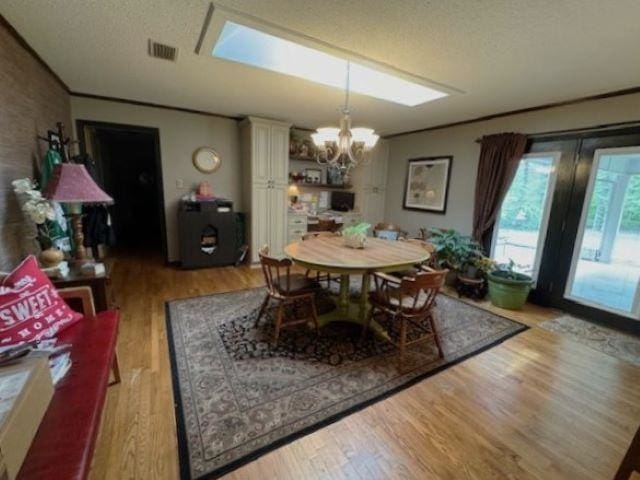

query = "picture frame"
[[402, 156, 453, 214]]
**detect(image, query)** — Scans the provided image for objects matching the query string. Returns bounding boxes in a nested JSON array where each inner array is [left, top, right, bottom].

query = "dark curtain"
[[472, 132, 528, 248]]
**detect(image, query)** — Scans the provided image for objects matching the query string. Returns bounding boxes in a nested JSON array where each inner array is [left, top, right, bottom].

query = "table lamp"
[[43, 163, 114, 262], [287, 184, 300, 206]]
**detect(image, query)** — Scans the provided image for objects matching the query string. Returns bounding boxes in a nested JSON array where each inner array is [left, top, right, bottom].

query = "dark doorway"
[[76, 120, 167, 262]]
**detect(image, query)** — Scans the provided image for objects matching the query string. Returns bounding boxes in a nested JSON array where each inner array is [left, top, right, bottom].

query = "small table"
[[51, 266, 114, 312], [284, 237, 430, 332]]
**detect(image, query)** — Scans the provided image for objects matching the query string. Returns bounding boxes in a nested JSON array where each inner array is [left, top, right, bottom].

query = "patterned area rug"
[[166, 289, 527, 479], [540, 314, 640, 366]]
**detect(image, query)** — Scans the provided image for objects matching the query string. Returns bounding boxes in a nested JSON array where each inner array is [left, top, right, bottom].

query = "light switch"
[[176, 179, 184, 189]]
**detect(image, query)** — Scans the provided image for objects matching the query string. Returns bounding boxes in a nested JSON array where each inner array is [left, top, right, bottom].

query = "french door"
[[564, 146, 640, 318], [503, 128, 640, 334]]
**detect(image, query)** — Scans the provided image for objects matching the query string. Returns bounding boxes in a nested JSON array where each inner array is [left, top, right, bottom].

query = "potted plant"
[[12, 178, 64, 267], [342, 222, 370, 249], [427, 228, 483, 285], [487, 260, 533, 309]]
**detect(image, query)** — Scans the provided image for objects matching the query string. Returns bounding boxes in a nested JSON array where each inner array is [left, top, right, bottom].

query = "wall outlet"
[[176, 179, 184, 189]]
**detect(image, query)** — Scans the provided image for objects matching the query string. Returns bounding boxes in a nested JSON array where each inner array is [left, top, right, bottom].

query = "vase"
[[40, 247, 64, 268], [344, 233, 366, 249]]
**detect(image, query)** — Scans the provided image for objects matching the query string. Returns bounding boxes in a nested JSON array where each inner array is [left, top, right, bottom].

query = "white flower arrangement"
[[12, 178, 56, 247]]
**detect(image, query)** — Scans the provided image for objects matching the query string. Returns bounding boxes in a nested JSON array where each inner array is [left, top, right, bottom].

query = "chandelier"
[[312, 62, 379, 173]]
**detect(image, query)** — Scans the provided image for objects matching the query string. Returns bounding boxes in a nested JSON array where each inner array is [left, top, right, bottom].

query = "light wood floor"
[[89, 252, 640, 479]]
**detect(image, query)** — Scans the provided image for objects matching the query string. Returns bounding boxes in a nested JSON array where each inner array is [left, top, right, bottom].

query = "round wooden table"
[[284, 236, 430, 330]]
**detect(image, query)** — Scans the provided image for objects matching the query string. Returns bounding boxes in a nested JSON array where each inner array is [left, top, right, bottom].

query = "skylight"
[[212, 21, 448, 107]]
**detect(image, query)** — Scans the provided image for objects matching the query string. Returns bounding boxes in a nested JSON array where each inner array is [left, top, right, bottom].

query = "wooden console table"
[[51, 266, 114, 312]]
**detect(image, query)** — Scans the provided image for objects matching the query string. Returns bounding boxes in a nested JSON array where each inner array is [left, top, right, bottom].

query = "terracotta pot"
[[40, 247, 64, 268]]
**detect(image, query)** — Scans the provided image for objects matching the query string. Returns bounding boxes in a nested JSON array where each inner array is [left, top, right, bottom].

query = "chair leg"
[[398, 318, 407, 372], [109, 353, 121, 386], [429, 313, 444, 358], [309, 296, 320, 336], [273, 303, 284, 345], [255, 294, 270, 327]]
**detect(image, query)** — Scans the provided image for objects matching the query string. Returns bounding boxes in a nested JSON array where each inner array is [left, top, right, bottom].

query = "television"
[[331, 191, 355, 212]]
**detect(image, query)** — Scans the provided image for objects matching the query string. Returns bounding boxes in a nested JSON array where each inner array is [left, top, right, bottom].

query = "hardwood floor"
[[90, 252, 640, 479]]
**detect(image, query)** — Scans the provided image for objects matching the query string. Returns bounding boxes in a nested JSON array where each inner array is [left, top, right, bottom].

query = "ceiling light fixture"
[[312, 62, 378, 174]]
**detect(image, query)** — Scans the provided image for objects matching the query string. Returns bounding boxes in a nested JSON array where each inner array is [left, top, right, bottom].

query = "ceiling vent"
[[148, 39, 178, 61]]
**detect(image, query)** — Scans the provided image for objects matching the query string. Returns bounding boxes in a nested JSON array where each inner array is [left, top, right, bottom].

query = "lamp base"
[[69, 213, 90, 264]]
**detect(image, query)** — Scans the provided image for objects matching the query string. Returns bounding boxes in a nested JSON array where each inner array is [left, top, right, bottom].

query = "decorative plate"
[[193, 147, 221, 173]]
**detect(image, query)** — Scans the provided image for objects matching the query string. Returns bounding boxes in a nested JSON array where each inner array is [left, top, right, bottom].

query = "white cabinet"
[[241, 117, 292, 262], [355, 139, 389, 225], [287, 214, 308, 243]]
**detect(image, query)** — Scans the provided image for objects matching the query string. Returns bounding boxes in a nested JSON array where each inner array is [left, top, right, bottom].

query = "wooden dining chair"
[[373, 222, 408, 241], [363, 269, 447, 370], [391, 238, 438, 278], [255, 245, 320, 344], [301, 231, 340, 287], [615, 423, 640, 480]]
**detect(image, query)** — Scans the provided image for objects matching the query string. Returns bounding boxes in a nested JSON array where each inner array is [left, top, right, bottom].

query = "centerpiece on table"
[[342, 222, 371, 249], [12, 178, 65, 267]]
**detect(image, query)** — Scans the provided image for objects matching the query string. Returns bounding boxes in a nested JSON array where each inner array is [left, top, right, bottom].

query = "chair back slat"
[[373, 222, 407, 241], [258, 245, 292, 294], [301, 231, 340, 241], [399, 270, 447, 313]]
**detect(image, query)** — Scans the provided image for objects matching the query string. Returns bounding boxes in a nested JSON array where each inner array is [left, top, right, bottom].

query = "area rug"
[[166, 289, 527, 479], [540, 314, 640, 366]]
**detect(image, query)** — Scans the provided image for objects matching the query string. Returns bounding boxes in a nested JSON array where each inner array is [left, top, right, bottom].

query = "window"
[[491, 153, 559, 282], [212, 21, 448, 107]]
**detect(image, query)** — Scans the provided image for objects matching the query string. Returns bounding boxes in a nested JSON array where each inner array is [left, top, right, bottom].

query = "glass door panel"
[[492, 153, 559, 282], [565, 147, 640, 317]]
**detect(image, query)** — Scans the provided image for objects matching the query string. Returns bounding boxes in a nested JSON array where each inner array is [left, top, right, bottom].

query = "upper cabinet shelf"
[[289, 181, 352, 190], [289, 155, 318, 163]]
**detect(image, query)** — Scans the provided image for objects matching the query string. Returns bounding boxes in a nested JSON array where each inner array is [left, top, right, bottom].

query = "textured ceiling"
[[2, 0, 640, 135]]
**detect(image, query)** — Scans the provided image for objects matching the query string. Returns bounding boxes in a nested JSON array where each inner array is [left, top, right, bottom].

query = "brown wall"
[[0, 18, 70, 270]]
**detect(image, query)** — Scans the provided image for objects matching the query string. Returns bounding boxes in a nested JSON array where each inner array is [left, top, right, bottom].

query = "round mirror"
[[193, 147, 221, 173]]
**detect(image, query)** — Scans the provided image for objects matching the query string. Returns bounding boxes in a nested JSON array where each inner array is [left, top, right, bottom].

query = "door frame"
[[564, 145, 640, 319], [528, 126, 640, 335], [75, 119, 169, 264]]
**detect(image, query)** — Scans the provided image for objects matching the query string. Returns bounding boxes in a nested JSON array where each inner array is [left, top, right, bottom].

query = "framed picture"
[[403, 156, 452, 214]]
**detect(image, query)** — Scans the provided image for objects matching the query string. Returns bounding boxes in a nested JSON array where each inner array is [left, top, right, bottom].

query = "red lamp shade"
[[43, 163, 113, 204]]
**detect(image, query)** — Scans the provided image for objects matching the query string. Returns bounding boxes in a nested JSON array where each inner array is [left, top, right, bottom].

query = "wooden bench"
[[16, 287, 120, 480]]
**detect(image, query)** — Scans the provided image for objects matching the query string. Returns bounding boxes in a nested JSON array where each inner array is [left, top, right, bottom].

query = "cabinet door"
[[251, 184, 270, 262], [269, 186, 288, 256], [252, 122, 271, 184], [270, 125, 290, 185]]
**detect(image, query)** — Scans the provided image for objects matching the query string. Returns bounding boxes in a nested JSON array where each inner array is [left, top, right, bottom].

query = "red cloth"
[[0, 256, 81, 346], [17, 309, 119, 480]]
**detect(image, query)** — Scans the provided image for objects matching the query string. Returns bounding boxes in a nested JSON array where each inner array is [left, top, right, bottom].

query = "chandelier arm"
[[329, 144, 342, 164], [346, 147, 357, 165], [316, 149, 328, 164]]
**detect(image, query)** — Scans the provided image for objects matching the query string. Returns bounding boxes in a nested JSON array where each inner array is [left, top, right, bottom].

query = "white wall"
[[385, 92, 640, 237], [70, 96, 241, 262]]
